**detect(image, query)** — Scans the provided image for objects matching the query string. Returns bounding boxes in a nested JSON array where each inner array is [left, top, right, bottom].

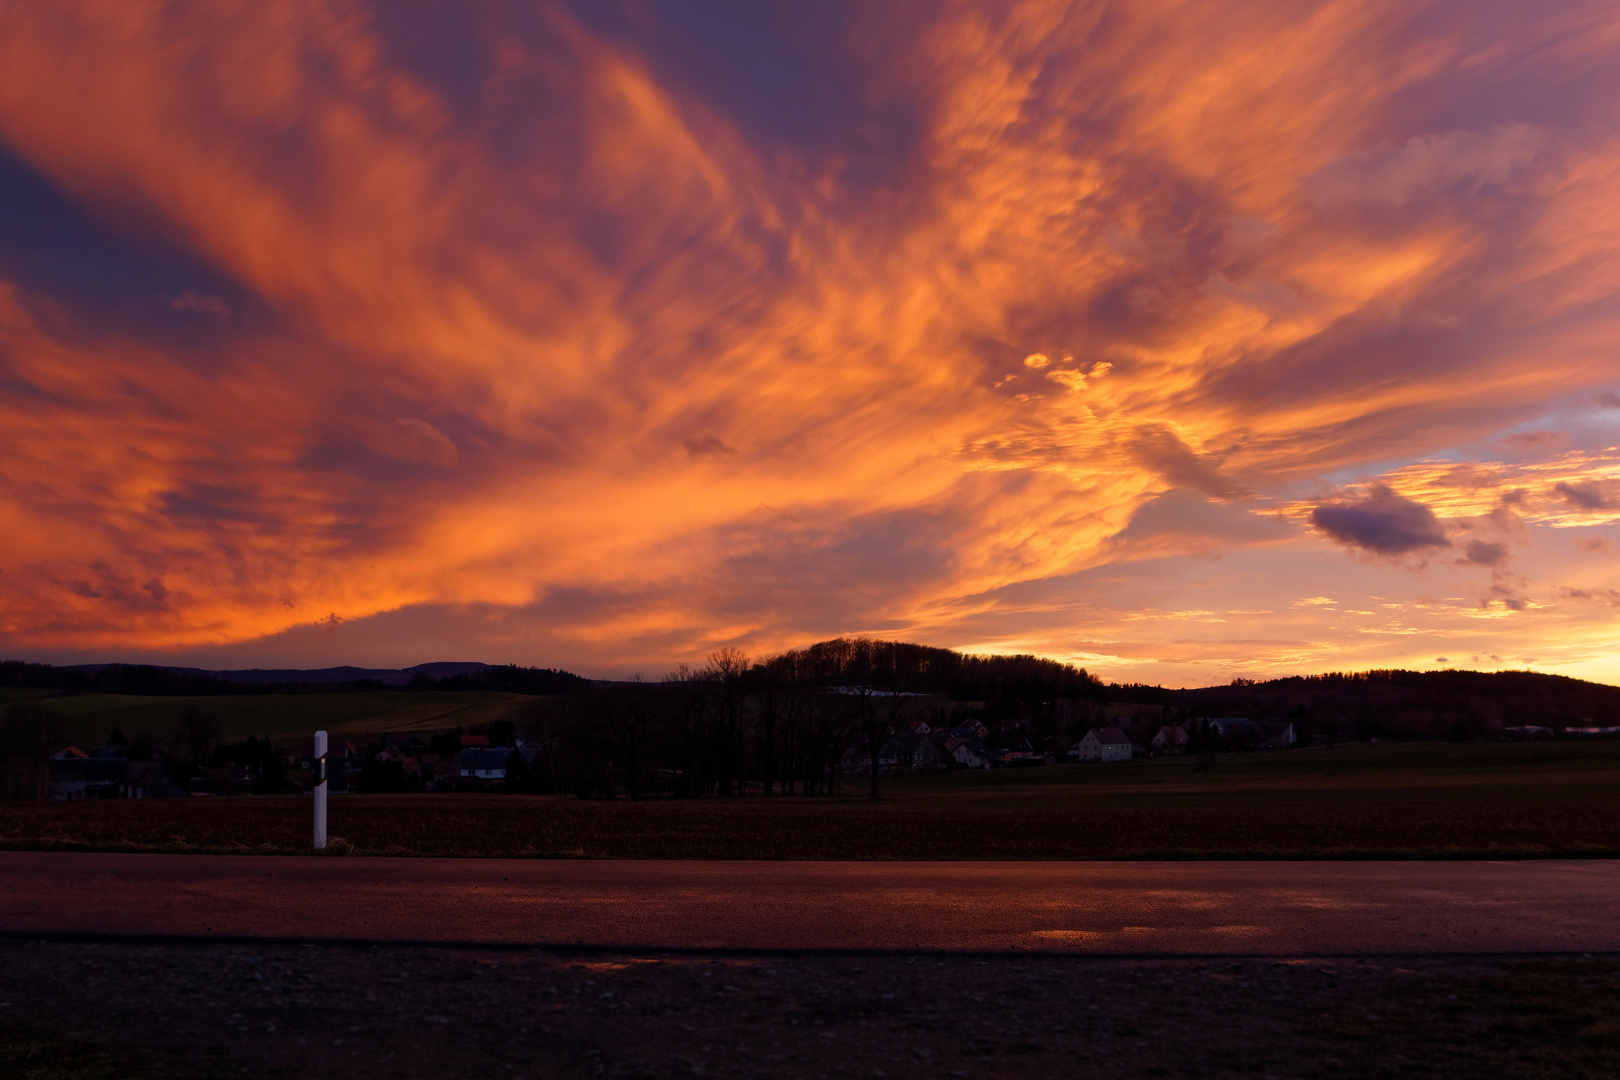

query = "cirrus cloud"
[[0, 1, 1618, 683]]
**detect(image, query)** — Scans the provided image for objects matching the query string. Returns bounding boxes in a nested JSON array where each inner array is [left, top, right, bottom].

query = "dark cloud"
[[1461, 539, 1510, 566], [1554, 480, 1617, 510], [1129, 425, 1246, 500], [55, 561, 169, 612], [157, 487, 266, 524], [683, 435, 736, 458], [1562, 586, 1620, 605], [172, 289, 227, 314], [1595, 392, 1620, 408], [1310, 485, 1450, 554], [1492, 430, 1567, 457], [1483, 583, 1526, 611], [1109, 490, 1288, 553]]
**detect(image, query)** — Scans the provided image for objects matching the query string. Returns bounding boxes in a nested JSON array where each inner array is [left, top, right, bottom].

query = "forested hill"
[[0, 660, 591, 697], [6, 641, 1615, 739], [761, 637, 1104, 701], [1152, 669, 1620, 739]]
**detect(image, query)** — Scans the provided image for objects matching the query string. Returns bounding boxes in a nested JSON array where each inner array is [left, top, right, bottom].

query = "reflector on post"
[[313, 729, 328, 850]]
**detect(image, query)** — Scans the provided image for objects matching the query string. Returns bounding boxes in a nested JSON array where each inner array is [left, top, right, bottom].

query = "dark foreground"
[[5, 940, 1619, 1079], [9, 854, 1620, 1077], [10, 743, 1620, 860], [7, 854, 1620, 955]]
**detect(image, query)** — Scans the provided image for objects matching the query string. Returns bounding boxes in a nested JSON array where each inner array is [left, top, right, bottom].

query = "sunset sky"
[[1, 1, 1618, 686]]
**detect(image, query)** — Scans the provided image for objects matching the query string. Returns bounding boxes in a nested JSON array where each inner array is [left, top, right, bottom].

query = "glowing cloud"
[[0, 1, 1617, 684]]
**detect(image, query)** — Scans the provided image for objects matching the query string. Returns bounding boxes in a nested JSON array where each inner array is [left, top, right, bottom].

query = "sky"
[[1, 0, 1618, 686]]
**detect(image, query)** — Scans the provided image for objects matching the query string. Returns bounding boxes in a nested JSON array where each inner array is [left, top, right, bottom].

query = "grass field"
[[24, 689, 535, 747], [6, 741, 1620, 859]]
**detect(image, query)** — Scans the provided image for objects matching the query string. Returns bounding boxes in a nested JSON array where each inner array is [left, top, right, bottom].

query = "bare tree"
[[600, 675, 655, 798], [850, 684, 887, 801], [0, 701, 68, 800], [705, 648, 750, 795]]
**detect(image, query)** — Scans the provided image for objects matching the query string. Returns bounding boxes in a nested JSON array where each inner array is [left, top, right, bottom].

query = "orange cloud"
[[0, 1, 1618, 682]]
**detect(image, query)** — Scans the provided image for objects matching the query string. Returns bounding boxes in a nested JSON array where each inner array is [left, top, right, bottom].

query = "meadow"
[[2, 687, 536, 748], [6, 741, 1619, 859]]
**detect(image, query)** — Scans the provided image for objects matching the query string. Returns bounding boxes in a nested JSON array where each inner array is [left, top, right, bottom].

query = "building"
[[454, 746, 513, 781], [951, 740, 994, 769], [48, 748, 127, 800], [883, 732, 945, 771], [1076, 727, 1133, 763], [1204, 717, 1264, 745], [1261, 722, 1297, 748], [119, 761, 187, 799], [1150, 725, 1189, 755]]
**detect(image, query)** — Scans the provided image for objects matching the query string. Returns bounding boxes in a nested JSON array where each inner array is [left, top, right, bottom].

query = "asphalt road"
[[3, 853, 1618, 955]]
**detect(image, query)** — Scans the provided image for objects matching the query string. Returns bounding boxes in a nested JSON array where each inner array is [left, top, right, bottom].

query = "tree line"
[[495, 639, 1105, 800]]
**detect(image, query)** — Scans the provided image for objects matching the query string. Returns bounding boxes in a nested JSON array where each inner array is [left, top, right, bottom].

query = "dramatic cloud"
[[1310, 486, 1451, 555], [1555, 480, 1618, 511], [0, 1, 1619, 683], [1461, 539, 1510, 567]]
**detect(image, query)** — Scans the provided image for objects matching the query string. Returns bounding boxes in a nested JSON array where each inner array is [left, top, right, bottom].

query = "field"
[[15, 689, 536, 747], [6, 741, 1620, 859]]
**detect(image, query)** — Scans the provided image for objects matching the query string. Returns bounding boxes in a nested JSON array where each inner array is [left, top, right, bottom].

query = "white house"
[[1076, 726, 1133, 762], [1261, 722, 1297, 748], [952, 740, 994, 769]]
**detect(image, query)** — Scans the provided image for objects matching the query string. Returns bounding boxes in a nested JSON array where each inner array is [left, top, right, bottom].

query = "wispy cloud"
[[0, 1, 1617, 683]]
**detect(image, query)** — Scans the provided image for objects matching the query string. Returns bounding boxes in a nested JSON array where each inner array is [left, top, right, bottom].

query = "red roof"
[[460, 734, 490, 746]]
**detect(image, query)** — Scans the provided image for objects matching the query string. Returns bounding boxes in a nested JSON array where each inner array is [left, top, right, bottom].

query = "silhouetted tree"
[[0, 701, 68, 799]]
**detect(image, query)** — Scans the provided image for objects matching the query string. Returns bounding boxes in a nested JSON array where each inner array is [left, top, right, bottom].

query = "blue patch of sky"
[[0, 142, 255, 340], [561, 0, 922, 195]]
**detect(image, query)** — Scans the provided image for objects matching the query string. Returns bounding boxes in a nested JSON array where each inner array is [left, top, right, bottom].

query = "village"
[[41, 712, 1388, 799], [29, 653, 1620, 803]]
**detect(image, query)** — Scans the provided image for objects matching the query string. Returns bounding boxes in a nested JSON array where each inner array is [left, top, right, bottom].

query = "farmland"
[[6, 741, 1620, 859], [23, 689, 536, 748]]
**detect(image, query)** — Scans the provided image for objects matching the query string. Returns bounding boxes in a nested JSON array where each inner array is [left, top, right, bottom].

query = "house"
[[1150, 725, 1188, 755], [882, 732, 945, 771], [1076, 726, 1133, 763], [1204, 717, 1264, 746], [1261, 722, 1297, 748], [48, 749, 127, 800], [460, 734, 491, 748], [376, 747, 424, 777], [454, 746, 512, 781], [989, 737, 1041, 767], [952, 740, 994, 769], [119, 761, 187, 799]]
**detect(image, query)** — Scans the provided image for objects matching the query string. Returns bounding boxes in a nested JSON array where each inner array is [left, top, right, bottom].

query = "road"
[[3, 853, 1617, 955]]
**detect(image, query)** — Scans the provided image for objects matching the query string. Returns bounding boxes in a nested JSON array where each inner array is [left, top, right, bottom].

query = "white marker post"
[[313, 730, 328, 850]]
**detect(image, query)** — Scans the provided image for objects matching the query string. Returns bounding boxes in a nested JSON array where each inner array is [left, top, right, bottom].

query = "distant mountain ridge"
[[60, 660, 491, 687], [1, 659, 590, 697]]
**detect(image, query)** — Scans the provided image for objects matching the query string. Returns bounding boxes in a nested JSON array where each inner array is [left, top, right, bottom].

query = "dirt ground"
[[4, 939, 1618, 1079], [8, 788, 1620, 860]]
